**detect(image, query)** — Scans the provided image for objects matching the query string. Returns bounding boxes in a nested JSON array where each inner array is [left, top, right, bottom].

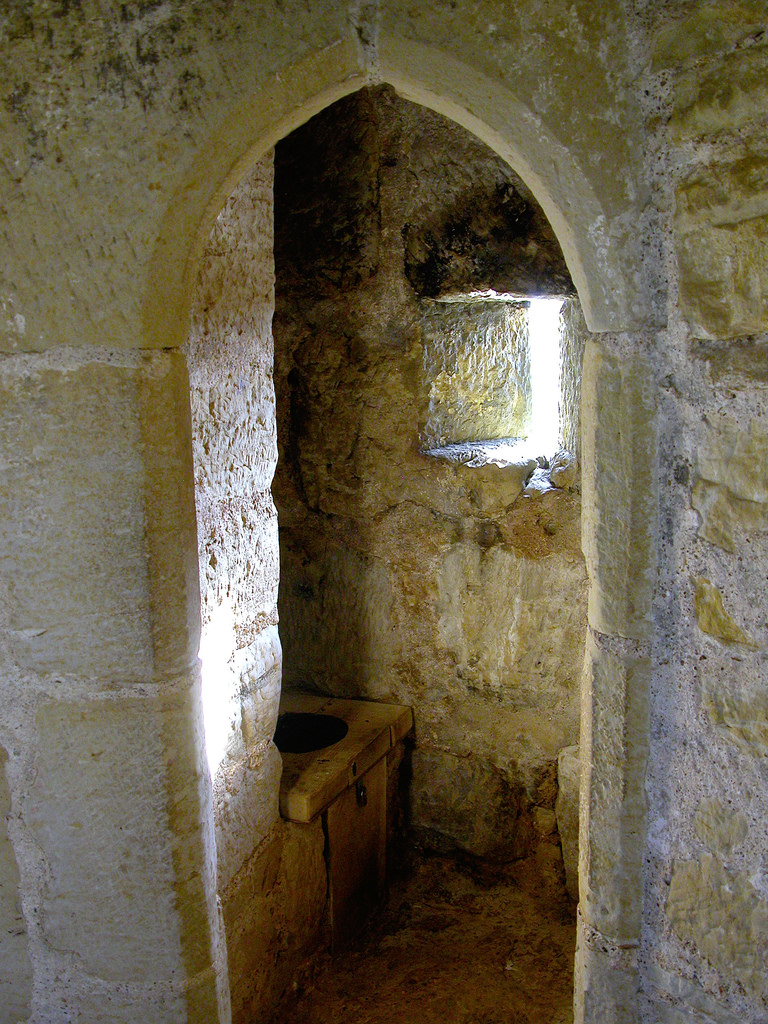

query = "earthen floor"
[[272, 846, 576, 1024]]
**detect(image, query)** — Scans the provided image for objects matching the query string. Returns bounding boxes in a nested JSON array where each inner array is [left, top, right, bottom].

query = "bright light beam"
[[527, 298, 563, 458]]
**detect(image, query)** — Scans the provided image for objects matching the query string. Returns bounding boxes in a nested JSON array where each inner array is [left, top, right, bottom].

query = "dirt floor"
[[272, 843, 577, 1024]]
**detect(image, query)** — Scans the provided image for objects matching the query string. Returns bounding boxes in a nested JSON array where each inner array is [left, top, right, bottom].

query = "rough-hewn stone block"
[[692, 337, 768, 388], [579, 633, 650, 942], [671, 46, 768, 140], [645, 964, 744, 1024], [26, 692, 214, 986], [676, 217, 768, 341], [222, 820, 326, 1024], [692, 416, 768, 552], [581, 339, 657, 640], [675, 155, 768, 339], [556, 743, 580, 901], [139, 351, 202, 678], [214, 744, 281, 892], [694, 799, 748, 858], [693, 577, 756, 648], [0, 746, 31, 1022], [411, 746, 532, 860], [0, 359, 153, 678], [701, 655, 768, 757], [420, 302, 532, 446], [574, 912, 639, 1024], [652, 2, 768, 69]]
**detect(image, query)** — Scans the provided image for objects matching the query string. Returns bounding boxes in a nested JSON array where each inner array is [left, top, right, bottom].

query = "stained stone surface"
[[652, 0, 768, 69], [222, 818, 327, 1024], [420, 300, 531, 448], [693, 799, 748, 859], [692, 338, 768, 389], [700, 657, 768, 758], [0, 360, 152, 679], [556, 744, 580, 902], [26, 699, 184, 983], [693, 577, 756, 648], [671, 45, 768, 141], [667, 856, 768, 1003], [673, 82, 768, 339], [0, 746, 31, 1022], [692, 416, 768, 553]]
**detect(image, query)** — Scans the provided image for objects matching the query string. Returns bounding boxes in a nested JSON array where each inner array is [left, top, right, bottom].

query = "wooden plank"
[[326, 757, 387, 950]]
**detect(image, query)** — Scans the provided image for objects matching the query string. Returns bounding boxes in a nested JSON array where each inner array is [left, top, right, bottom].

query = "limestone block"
[[202, 628, 282, 784], [197, 491, 279, 642], [222, 819, 327, 1024], [190, 382, 277, 497], [0, 747, 31, 1022], [645, 964, 744, 1024], [667, 855, 768, 1003], [139, 351, 202, 678], [675, 154, 768, 339], [560, 297, 588, 462], [556, 744, 580, 901], [574, 912, 639, 1024], [676, 216, 768, 341], [214, 744, 281, 892], [692, 416, 768, 552], [236, 626, 283, 750], [26, 691, 216, 987], [581, 339, 657, 641], [701, 656, 768, 757], [187, 155, 277, 502], [694, 799, 748, 859], [550, 449, 578, 491], [652, 1, 768, 69], [279, 542, 396, 697], [693, 337, 768, 389], [693, 577, 756, 648], [461, 460, 532, 514], [579, 632, 650, 942], [410, 746, 531, 861], [693, 483, 768, 555], [671, 46, 768, 141], [69, 984, 188, 1024], [420, 301, 532, 446], [0, 358, 153, 678], [532, 806, 557, 836], [188, 155, 275, 375], [435, 541, 586, 701]]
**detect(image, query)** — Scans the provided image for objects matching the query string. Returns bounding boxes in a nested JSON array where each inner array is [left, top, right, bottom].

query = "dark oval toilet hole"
[[274, 711, 349, 754]]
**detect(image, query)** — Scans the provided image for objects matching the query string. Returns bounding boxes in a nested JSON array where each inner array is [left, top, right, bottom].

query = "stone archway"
[[160, 26, 657, 1022]]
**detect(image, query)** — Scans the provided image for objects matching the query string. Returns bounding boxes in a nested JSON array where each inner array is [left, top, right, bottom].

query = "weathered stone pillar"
[[0, 350, 229, 1023], [575, 335, 657, 1023]]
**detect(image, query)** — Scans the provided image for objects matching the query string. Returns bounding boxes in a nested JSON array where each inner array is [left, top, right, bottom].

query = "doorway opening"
[[269, 85, 588, 1022]]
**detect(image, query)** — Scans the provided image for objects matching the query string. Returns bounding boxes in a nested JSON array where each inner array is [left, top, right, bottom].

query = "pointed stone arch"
[[141, 20, 656, 1024]]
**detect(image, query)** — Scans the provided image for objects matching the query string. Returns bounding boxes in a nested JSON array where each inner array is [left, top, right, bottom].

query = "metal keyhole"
[[355, 780, 367, 807]]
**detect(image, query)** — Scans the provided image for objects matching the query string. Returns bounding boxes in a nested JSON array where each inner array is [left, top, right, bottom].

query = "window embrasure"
[[419, 293, 577, 487]]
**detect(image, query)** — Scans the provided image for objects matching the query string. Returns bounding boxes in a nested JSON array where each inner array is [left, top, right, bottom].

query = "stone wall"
[[185, 154, 328, 1024], [637, 5, 768, 1022], [273, 87, 588, 863]]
